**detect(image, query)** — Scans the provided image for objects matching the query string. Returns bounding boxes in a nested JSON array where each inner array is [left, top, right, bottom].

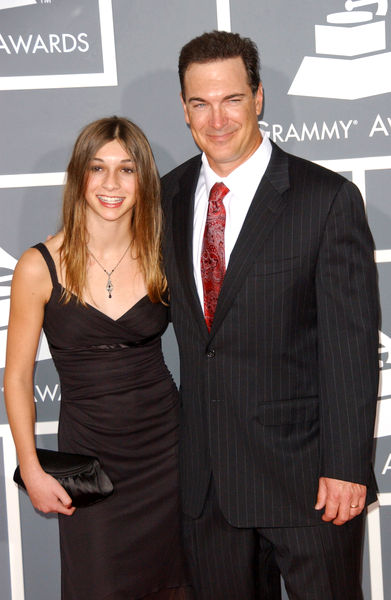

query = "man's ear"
[[180, 92, 190, 125], [255, 83, 263, 116]]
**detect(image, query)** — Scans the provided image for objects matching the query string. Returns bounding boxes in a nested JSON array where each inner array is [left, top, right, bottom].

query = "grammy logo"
[[288, 0, 391, 99]]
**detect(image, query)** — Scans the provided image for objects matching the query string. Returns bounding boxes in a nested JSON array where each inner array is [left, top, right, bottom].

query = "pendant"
[[106, 277, 113, 299]]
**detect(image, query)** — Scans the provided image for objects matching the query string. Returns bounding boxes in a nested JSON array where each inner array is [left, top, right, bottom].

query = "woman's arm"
[[4, 247, 75, 515]]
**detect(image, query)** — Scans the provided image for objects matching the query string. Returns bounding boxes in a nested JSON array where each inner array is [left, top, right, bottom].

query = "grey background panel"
[[0, 1, 103, 76], [0, 187, 62, 256], [378, 264, 391, 344], [0, 1, 390, 598], [366, 170, 391, 250], [0, 437, 12, 600], [380, 508, 391, 594], [232, 0, 391, 158]]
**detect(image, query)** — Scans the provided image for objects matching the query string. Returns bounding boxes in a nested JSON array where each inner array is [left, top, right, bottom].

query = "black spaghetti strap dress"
[[34, 243, 188, 600]]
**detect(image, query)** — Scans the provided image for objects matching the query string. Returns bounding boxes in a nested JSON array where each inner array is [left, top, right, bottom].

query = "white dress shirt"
[[193, 134, 272, 311]]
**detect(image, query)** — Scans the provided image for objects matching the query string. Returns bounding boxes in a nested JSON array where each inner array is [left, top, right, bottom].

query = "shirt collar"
[[201, 133, 272, 199]]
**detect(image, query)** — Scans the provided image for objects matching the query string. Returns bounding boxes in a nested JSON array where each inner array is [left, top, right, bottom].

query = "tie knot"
[[209, 182, 229, 205]]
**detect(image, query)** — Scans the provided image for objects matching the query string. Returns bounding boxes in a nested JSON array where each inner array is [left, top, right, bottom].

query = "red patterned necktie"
[[201, 182, 229, 332]]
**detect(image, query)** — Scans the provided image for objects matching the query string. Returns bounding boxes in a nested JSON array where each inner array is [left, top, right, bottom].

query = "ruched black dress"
[[35, 243, 188, 600]]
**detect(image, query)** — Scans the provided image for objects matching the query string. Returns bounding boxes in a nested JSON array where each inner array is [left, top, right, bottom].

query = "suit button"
[[206, 349, 215, 358]]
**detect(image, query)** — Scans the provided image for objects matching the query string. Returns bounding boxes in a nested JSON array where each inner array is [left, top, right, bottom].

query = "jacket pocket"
[[252, 255, 300, 276], [257, 396, 319, 426]]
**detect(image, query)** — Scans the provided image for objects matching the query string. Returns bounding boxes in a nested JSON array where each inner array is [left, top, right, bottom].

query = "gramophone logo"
[[0, 246, 51, 369], [289, 0, 391, 99], [0, 0, 117, 90]]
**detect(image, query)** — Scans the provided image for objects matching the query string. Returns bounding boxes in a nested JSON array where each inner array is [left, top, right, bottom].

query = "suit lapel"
[[210, 143, 291, 337], [171, 156, 209, 339]]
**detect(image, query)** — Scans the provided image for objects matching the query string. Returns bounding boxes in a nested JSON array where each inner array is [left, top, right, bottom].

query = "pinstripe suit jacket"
[[161, 141, 379, 528]]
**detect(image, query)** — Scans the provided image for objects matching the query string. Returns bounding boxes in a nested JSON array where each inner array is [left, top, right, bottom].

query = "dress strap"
[[33, 242, 59, 287]]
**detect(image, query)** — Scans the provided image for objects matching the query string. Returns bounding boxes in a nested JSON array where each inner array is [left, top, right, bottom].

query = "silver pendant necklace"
[[87, 242, 131, 298]]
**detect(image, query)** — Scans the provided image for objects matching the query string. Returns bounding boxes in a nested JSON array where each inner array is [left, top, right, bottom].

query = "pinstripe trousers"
[[182, 479, 365, 600]]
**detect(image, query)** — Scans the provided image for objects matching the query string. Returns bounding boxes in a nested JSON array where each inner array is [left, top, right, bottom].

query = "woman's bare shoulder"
[[17, 232, 64, 279], [16, 246, 47, 278], [13, 240, 58, 298]]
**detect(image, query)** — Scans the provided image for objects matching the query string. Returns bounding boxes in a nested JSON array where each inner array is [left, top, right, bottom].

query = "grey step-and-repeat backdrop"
[[0, 1, 390, 598]]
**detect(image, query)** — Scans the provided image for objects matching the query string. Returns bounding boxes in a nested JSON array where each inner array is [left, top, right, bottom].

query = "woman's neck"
[[86, 218, 133, 257]]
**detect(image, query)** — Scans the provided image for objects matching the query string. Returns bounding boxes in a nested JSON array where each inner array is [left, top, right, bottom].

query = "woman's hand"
[[22, 467, 76, 516]]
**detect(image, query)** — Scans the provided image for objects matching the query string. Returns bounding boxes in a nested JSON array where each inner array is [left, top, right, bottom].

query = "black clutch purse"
[[13, 448, 114, 508]]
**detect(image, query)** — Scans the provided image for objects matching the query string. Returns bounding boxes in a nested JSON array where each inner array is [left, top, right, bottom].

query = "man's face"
[[181, 57, 263, 177]]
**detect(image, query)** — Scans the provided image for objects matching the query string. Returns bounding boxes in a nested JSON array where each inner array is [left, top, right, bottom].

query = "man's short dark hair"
[[179, 30, 261, 99]]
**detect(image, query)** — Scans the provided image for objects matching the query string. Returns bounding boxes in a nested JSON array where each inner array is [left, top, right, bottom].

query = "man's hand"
[[315, 477, 366, 525]]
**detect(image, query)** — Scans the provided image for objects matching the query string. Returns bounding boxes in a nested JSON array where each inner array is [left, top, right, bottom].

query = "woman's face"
[[84, 139, 137, 224]]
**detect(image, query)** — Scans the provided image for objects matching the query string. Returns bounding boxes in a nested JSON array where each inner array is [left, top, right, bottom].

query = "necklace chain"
[[87, 242, 131, 299]]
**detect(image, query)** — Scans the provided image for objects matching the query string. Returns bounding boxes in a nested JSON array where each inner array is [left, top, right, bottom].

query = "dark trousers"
[[182, 481, 365, 600]]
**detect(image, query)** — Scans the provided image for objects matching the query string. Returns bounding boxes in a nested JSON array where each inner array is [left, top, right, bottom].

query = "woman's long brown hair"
[[60, 116, 167, 304]]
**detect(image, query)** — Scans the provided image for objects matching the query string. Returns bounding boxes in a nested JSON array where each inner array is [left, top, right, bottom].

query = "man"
[[161, 31, 379, 599]]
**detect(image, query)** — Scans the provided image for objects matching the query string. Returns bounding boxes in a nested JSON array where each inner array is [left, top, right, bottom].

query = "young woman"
[[4, 117, 188, 600]]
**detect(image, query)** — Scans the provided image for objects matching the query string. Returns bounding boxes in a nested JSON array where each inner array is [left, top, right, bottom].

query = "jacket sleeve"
[[315, 179, 380, 485]]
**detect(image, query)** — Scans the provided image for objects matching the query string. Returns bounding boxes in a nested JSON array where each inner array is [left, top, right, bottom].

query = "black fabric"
[[13, 448, 113, 508], [34, 243, 188, 600], [182, 480, 282, 600], [161, 144, 379, 528], [161, 142, 379, 596], [183, 479, 364, 600]]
